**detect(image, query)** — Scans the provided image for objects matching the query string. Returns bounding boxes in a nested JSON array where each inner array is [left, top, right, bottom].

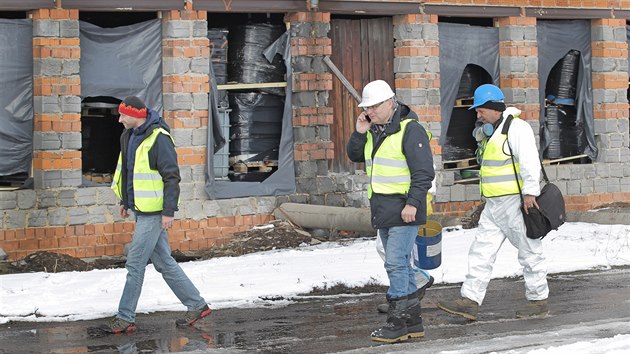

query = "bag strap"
[[504, 124, 525, 205], [540, 160, 550, 184], [503, 114, 548, 203]]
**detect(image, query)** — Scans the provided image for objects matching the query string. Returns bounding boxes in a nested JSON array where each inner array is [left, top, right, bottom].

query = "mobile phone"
[[365, 115, 371, 123]]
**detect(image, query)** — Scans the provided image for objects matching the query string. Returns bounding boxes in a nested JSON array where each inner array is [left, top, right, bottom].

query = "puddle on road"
[[0, 295, 386, 353], [0, 323, 251, 353]]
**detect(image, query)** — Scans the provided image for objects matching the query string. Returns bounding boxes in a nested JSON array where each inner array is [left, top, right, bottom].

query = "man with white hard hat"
[[347, 80, 435, 343]]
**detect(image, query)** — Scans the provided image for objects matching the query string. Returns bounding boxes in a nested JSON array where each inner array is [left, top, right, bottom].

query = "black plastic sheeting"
[[228, 23, 286, 96], [228, 92, 284, 157], [208, 27, 229, 108], [0, 19, 33, 177], [228, 93, 283, 155], [438, 23, 499, 150], [205, 31, 295, 199], [544, 50, 584, 159], [457, 65, 492, 100], [545, 104, 583, 159], [546, 49, 580, 105], [80, 20, 163, 111], [443, 107, 478, 161], [444, 65, 493, 160], [538, 20, 596, 160]]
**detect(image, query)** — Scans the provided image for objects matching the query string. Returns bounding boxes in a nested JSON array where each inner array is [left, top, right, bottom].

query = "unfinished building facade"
[[0, 0, 628, 261]]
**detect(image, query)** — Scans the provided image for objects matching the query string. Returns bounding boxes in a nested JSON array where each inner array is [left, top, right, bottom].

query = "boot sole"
[[406, 322, 424, 337], [111, 325, 137, 334], [176, 308, 213, 327], [371, 334, 409, 343], [407, 331, 425, 339], [437, 303, 477, 321]]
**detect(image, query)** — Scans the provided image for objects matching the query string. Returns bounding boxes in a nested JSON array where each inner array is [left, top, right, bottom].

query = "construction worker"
[[347, 80, 435, 343], [106, 96, 211, 333], [437, 84, 549, 321]]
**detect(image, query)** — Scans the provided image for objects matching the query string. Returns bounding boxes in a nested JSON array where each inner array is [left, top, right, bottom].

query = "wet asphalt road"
[[1, 266, 629, 354]]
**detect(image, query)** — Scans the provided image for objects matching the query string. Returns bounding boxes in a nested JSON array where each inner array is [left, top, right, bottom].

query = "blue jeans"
[[379, 225, 420, 300], [117, 214, 206, 322]]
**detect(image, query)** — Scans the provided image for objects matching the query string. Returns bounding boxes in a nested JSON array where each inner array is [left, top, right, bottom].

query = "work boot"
[[437, 297, 478, 321], [371, 298, 409, 343], [175, 304, 212, 327], [377, 275, 434, 314], [107, 317, 137, 334], [405, 290, 425, 338], [516, 299, 548, 318]]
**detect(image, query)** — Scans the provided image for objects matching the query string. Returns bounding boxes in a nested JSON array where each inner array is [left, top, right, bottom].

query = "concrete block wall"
[[32, 9, 82, 189], [284, 12, 348, 207], [0, 4, 276, 261], [390, 14, 483, 215], [1, 1, 630, 261], [421, 16, 628, 216], [561, 18, 630, 210]]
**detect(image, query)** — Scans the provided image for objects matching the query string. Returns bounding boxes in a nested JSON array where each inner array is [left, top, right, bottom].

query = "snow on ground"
[[1, 221, 629, 352]]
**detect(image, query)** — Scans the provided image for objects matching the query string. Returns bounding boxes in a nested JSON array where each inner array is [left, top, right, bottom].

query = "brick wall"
[[1, 1, 630, 260], [32, 9, 82, 189], [285, 12, 341, 206], [546, 18, 630, 212], [430, 15, 629, 216], [0, 4, 276, 261]]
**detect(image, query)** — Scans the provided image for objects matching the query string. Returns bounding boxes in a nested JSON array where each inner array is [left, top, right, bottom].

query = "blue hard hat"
[[469, 84, 505, 110]]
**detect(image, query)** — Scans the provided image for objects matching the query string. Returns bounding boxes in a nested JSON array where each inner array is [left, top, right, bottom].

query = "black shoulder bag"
[[503, 115, 566, 239]]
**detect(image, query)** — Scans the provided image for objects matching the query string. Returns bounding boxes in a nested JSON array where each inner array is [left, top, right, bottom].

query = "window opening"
[[209, 14, 286, 182], [543, 49, 589, 164], [0, 11, 26, 19], [443, 64, 491, 184], [81, 97, 123, 185], [79, 12, 161, 186], [79, 11, 156, 27], [437, 17, 493, 27], [0, 13, 31, 190]]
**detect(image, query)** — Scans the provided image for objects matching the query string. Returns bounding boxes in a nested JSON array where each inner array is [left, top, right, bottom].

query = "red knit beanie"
[[118, 96, 147, 119]]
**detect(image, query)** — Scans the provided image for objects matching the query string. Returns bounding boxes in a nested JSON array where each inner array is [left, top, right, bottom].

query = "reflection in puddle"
[[0, 322, 256, 353], [0, 296, 374, 353], [2, 325, 223, 353], [86, 336, 214, 353]]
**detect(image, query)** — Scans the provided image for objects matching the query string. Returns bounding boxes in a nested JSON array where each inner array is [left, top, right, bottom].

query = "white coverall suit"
[[461, 107, 549, 305]]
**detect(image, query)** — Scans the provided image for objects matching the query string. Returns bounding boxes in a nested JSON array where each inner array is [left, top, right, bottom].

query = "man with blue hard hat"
[[437, 84, 549, 320]]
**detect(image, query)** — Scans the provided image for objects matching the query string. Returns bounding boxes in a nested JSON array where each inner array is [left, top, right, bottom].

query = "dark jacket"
[[346, 102, 435, 228], [119, 109, 181, 217]]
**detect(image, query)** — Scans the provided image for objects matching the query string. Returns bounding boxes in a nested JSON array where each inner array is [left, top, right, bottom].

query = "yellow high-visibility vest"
[[365, 119, 418, 199], [111, 128, 174, 212], [479, 120, 522, 197]]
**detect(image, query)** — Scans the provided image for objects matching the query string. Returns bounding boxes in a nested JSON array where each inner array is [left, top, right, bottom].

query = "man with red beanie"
[[105, 96, 210, 333]]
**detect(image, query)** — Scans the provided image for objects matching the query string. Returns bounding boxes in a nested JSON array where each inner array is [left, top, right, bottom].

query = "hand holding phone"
[[356, 111, 371, 134]]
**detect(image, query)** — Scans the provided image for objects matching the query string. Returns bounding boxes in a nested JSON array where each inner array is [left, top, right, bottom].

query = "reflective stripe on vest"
[[364, 119, 417, 199], [479, 120, 522, 197], [111, 127, 174, 212]]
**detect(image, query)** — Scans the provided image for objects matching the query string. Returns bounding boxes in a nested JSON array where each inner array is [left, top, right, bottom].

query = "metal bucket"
[[413, 220, 442, 270]]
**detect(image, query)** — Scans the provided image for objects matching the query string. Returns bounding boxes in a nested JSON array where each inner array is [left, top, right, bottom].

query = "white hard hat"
[[358, 80, 395, 108]]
